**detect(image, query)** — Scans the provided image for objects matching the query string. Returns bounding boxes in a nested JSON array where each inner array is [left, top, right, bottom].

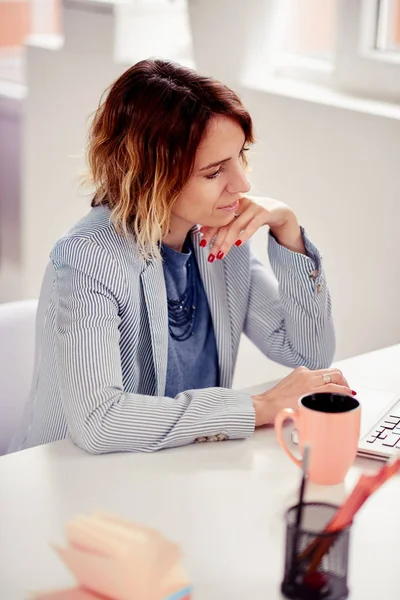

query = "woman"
[[9, 59, 353, 455]]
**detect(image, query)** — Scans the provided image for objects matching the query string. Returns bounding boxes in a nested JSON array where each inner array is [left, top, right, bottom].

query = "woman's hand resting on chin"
[[200, 195, 306, 261], [251, 367, 355, 427]]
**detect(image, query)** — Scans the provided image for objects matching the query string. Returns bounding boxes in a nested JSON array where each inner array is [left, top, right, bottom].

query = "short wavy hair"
[[87, 58, 254, 258]]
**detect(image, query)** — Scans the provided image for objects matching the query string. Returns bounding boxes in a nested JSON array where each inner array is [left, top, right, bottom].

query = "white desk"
[[1, 345, 400, 599]]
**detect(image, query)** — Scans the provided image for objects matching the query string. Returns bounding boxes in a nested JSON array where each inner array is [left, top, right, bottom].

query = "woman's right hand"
[[251, 367, 355, 427]]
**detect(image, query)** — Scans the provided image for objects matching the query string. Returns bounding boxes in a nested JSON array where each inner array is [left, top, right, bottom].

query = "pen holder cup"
[[281, 502, 351, 600]]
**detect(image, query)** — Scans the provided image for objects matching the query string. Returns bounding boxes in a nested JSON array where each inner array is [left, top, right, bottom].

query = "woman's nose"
[[226, 168, 251, 195]]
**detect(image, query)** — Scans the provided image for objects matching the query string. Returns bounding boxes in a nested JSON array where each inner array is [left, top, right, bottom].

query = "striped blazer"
[[9, 205, 335, 454]]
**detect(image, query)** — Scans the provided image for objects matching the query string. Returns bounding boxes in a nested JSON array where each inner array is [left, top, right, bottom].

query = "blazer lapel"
[[140, 260, 168, 396], [191, 229, 234, 388]]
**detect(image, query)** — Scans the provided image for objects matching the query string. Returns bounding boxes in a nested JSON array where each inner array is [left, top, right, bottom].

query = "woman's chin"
[[216, 211, 237, 225], [199, 211, 236, 229]]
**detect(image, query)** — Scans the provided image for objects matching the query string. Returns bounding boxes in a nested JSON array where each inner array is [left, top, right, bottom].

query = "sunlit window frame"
[[274, 0, 400, 102]]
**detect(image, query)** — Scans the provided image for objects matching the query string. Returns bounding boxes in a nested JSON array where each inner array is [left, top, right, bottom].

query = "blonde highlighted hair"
[[86, 59, 254, 258]]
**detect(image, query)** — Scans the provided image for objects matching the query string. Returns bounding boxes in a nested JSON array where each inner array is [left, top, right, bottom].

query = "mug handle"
[[274, 408, 302, 469]]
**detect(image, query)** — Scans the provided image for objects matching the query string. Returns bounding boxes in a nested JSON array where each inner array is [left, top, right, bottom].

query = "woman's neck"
[[162, 215, 194, 252]]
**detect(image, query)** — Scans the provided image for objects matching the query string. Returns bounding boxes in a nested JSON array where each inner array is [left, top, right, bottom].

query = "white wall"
[[20, 2, 128, 298], [1, 0, 400, 389]]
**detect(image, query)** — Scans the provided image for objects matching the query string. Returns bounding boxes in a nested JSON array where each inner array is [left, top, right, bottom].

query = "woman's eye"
[[205, 167, 222, 180]]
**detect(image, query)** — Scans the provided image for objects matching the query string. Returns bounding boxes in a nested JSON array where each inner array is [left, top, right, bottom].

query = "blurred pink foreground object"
[[32, 512, 192, 600]]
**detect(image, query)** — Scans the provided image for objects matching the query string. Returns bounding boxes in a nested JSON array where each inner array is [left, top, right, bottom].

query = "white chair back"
[[0, 299, 38, 454]]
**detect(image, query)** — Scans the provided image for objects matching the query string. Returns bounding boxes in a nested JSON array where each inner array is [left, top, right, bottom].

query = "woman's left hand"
[[200, 196, 306, 262]]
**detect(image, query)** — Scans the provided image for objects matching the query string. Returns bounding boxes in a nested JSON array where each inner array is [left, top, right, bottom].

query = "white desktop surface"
[[0, 345, 399, 599]]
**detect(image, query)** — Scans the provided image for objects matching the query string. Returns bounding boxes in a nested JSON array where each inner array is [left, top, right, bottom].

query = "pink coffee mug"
[[275, 392, 361, 485]]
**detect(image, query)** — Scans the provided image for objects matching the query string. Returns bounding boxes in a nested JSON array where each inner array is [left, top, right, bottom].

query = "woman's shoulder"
[[50, 205, 144, 277]]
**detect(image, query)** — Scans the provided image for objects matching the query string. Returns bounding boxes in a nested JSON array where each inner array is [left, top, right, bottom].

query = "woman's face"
[[171, 116, 251, 231]]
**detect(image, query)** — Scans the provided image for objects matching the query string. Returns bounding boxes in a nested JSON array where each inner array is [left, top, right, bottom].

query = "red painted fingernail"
[[217, 251, 224, 260], [200, 239, 207, 247], [199, 226, 205, 233], [352, 390, 357, 396], [235, 239, 242, 247], [208, 254, 215, 263]]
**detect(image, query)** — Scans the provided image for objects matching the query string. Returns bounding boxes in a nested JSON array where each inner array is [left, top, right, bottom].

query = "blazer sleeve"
[[51, 239, 255, 454], [243, 228, 335, 369]]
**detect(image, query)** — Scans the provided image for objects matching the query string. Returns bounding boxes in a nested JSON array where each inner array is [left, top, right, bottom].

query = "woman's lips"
[[218, 200, 239, 212]]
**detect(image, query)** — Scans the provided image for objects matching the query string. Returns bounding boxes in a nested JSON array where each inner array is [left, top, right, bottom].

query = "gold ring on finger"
[[322, 373, 331, 385]]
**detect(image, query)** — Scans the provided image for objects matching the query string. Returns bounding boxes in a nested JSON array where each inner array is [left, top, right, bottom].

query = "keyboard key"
[[370, 427, 385, 437], [369, 432, 386, 440], [382, 436, 400, 447], [382, 421, 399, 430]]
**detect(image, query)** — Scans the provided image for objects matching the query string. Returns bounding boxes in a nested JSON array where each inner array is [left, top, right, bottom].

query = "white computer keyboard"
[[364, 400, 400, 451]]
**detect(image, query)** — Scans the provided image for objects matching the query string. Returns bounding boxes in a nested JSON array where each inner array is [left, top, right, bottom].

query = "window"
[[0, 0, 60, 49], [280, 0, 337, 62], [376, 0, 400, 52], [275, 0, 400, 101], [0, 0, 60, 84]]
